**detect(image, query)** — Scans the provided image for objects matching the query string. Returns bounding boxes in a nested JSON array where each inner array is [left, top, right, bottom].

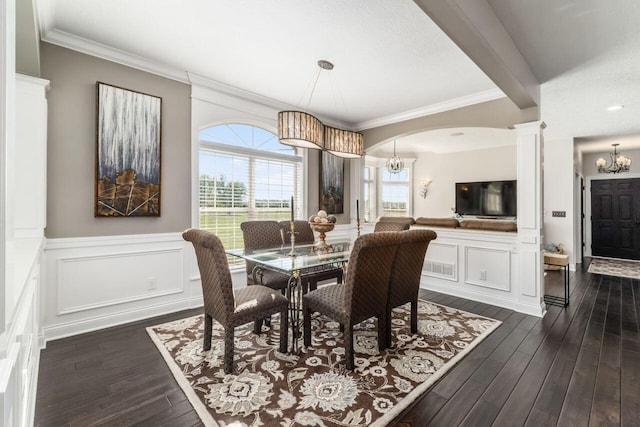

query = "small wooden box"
[[544, 252, 569, 266]]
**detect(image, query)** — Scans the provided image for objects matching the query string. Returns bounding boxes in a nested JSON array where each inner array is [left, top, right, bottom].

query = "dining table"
[[226, 240, 352, 352]]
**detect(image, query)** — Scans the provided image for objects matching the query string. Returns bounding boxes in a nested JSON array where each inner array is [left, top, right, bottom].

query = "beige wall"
[[362, 97, 538, 149], [413, 144, 517, 218], [41, 43, 191, 238]]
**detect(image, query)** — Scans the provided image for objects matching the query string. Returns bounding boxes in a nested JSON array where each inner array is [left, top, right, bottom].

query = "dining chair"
[[183, 229, 289, 374], [240, 220, 291, 290], [241, 220, 292, 333], [279, 220, 344, 292], [373, 221, 411, 232], [302, 232, 403, 370], [385, 229, 437, 347]]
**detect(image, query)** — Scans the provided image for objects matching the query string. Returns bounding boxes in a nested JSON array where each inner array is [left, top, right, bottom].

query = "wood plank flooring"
[[34, 261, 640, 426]]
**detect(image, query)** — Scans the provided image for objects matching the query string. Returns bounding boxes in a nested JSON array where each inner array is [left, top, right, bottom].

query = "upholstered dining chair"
[[183, 228, 289, 374], [240, 220, 290, 290], [278, 220, 344, 292], [385, 229, 437, 347], [241, 220, 292, 334], [302, 232, 404, 370], [373, 221, 411, 232]]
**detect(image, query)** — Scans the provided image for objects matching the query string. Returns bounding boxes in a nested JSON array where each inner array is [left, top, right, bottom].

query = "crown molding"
[[34, 0, 54, 38], [354, 88, 505, 131], [38, 22, 505, 132], [41, 29, 190, 83], [188, 72, 293, 112]]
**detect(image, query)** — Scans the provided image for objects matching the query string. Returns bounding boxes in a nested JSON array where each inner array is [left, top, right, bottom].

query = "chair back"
[[241, 221, 284, 282], [241, 220, 283, 249], [388, 229, 437, 307], [344, 232, 404, 324], [279, 220, 315, 244], [182, 229, 234, 324], [374, 221, 410, 232]]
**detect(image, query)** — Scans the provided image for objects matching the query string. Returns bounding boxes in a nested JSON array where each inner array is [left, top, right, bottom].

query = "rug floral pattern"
[[147, 300, 501, 427]]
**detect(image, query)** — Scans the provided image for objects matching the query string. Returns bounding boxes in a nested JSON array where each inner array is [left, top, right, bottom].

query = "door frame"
[[585, 173, 640, 258]]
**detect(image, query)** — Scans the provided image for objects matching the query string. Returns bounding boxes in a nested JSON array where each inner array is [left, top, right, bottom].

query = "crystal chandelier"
[[595, 143, 632, 174], [386, 140, 404, 174]]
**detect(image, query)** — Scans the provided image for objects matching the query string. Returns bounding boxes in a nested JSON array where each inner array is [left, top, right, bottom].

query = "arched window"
[[199, 124, 303, 264]]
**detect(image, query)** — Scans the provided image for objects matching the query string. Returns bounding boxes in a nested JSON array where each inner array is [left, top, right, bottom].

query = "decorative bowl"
[[309, 222, 335, 250]]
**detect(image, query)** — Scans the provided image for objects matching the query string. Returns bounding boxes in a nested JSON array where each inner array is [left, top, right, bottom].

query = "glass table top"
[[226, 240, 352, 274]]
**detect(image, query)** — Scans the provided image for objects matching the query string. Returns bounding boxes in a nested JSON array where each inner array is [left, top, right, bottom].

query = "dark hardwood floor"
[[34, 261, 640, 426]]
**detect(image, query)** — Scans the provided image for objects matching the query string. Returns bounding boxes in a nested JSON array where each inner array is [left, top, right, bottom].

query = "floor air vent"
[[423, 260, 456, 279]]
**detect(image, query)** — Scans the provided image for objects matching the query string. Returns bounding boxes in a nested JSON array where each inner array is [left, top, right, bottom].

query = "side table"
[[543, 252, 570, 307]]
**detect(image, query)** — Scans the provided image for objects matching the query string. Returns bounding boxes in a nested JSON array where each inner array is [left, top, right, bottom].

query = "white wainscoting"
[[43, 232, 204, 342], [43, 225, 357, 343], [415, 226, 543, 317], [464, 246, 511, 291]]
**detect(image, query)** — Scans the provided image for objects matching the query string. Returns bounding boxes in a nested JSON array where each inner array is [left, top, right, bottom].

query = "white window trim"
[[364, 155, 416, 220]]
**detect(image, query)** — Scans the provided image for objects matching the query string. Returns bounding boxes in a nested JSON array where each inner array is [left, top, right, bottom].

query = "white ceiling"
[[34, 0, 640, 155]]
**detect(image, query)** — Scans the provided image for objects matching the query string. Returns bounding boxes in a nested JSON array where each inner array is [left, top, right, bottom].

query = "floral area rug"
[[588, 257, 640, 279], [147, 300, 501, 426]]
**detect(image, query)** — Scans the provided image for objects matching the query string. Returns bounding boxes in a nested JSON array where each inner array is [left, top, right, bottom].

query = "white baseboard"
[[420, 282, 544, 317], [43, 296, 204, 342]]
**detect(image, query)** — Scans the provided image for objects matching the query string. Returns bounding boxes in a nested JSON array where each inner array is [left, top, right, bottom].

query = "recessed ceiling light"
[[450, 132, 464, 137], [607, 105, 624, 111]]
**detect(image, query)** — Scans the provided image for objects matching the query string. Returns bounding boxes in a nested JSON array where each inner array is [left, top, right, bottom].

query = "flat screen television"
[[455, 180, 517, 217]]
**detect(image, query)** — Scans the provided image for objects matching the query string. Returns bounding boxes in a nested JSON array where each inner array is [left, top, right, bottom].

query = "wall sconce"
[[419, 178, 432, 198]]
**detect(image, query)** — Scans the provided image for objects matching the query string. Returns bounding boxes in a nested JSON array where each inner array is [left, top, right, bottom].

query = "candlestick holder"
[[356, 219, 361, 237], [287, 221, 298, 256]]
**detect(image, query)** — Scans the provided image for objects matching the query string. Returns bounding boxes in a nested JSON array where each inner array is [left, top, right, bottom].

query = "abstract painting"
[[319, 151, 344, 214], [95, 82, 162, 217]]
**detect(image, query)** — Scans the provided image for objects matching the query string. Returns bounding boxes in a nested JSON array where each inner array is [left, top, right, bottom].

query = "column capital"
[[514, 120, 546, 132]]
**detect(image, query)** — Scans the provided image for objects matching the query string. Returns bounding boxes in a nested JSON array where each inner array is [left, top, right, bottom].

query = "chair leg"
[[345, 323, 354, 370], [224, 326, 235, 374], [378, 313, 388, 351], [279, 308, 289, 353], [410, 300, 418, 334], [253, 318, 264, 334], [303, 303, 312, 347], [204, 314, 212, 351]]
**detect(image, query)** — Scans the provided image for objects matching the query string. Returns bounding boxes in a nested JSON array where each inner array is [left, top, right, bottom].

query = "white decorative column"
[[515, 121, 546, 317]]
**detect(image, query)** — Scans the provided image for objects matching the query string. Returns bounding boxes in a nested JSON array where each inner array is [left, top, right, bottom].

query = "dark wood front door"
[[591, 178, 640, 260]]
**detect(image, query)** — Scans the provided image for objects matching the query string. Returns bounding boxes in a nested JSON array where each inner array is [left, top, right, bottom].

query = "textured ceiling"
[[35, 0, 640, 154], [42, 0, 498, 127]]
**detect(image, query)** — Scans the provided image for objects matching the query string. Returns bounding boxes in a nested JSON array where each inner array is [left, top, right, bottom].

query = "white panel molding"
[[57, 286, 183, 316], [519, 249, 539, 297], [44, 233, 197, 343], [43, 296, 202, 342], [45, 232, 182, 250], [514, 121, 545, 315], [56, 247, 184, 314], [464, 246, 511, 291]]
